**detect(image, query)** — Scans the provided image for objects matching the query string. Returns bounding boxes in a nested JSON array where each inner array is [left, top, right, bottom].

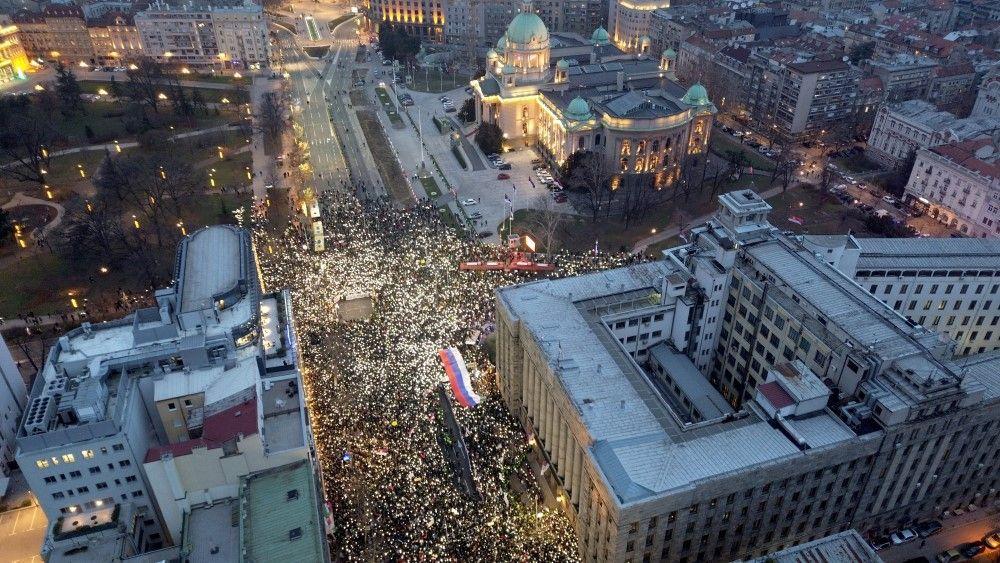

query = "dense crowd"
[[249, 192, 636, 561]]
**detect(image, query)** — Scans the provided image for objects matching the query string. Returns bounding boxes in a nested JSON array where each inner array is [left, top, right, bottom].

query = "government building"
[[471, 1, 715, 189], [496, 190, 1000, 562]]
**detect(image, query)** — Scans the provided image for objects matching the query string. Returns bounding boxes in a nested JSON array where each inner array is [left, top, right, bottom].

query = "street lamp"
[[97, 88, 108, 96], [77, 164, 86, 178], [217, 146, 224, 159], [132, 214, 140, 229], [176, 221, 186, 235], [245, 166, 252, 180], [99, 266, 109, 274], [114, 140, 121, 153], [157, 92, 168, 100], [221, 97, 230, 104]]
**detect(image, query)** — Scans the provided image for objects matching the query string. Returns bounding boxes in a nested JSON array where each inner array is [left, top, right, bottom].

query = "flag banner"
[[438, 347, 480, 408]]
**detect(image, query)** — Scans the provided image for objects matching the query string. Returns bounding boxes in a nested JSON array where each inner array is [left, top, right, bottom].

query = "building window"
[[62, 454, 75, 464], [167, 402, 177, 411], [82, 450, 95, 459], [36, 460, 50, 469]]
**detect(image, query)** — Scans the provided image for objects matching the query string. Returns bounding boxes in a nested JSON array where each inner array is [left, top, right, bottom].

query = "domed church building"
[[471, 1, 716, 188]]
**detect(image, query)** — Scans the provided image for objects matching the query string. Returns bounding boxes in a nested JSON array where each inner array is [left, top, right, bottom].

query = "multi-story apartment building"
[[971, 65, 1000, 119], [0, 23, 29, 84], [0, 334, 27, 497], [867, 54, 939, 102], [368, 0, 446, 41], [10, 11, 47, 60], [746, 55, 858, 141], [927, 63, 977, 115], [496, 190, 1000, 562], [135, 0, 271, 68], [42, 4, 94, 64], [902, 137, 1000, 239], [647, 7, 694, 56], [15, 226, 318, 560], [742, 529, 882, 563], [87, 11, 142, 66], [867, 100, 1000, 170], [606, 0, 670, 53]]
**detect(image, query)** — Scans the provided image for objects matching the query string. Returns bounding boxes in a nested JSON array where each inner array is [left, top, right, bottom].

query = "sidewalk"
[[1, 193, 65, 239]]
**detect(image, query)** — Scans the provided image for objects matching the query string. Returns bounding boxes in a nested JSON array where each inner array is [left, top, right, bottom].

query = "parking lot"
[[0, 504, 47, 563], [876, 503, 1000, 563]]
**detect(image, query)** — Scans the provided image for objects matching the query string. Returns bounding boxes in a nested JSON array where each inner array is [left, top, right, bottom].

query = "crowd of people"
[[249, 191, 636, 561]]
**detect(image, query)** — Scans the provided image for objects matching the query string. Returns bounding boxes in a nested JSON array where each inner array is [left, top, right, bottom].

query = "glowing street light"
[[233, 71, 242, 79], [181, 67, 190, 74], [114, 139, 121, 152], [34, 84, 44, 91], [159, 166, 166, 179], [97, 88, 108, 96], [217, 145, 224, 159], [176, 221, 186, 235], [78, 61, 89, 68], [221, 97, 230, 104], [164, 51, 173, 58], [99, 266, 109, 274], [157, 92, 168, 100], [132, 214, 140, 229], [245, 166, 252, 180], [128, 63, 138, 70], [77, 164, 86, 178], [45, 185, 53, 199]]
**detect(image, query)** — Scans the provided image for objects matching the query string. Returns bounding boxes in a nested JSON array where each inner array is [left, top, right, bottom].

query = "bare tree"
[[126, 58, 166, 114], [0, 104, 60, 191], [259, 92, 286, 138], [528, 194, 565, 255], [563, 150, 615, 223]]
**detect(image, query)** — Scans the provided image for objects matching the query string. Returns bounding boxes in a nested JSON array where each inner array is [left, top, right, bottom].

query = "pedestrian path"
[[1, 192, 65, 239]]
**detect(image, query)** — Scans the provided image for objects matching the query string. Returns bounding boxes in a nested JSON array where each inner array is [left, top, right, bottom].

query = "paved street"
[[0, 505, 47, 563], [880, 503, 1000, 562]]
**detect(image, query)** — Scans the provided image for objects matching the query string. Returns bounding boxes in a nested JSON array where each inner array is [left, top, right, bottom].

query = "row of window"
[[35, 445, 123, 469]]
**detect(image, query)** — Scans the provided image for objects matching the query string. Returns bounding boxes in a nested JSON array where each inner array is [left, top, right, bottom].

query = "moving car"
[[461, 198, 477, 206], [497, 173, 510, 180], [890, 528, 918, 545]]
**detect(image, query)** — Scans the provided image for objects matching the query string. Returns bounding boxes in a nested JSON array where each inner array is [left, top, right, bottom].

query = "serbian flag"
[[438, 347, 480, 408]]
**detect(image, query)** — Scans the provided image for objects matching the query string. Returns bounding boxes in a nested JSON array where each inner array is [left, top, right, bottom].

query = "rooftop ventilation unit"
[[24, 395, 57, 435]]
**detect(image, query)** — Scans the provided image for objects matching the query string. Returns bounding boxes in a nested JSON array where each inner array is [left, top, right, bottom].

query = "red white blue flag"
[[438, 347, 480, 408]]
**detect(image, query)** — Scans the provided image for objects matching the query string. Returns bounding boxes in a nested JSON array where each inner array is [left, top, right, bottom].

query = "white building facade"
[[0, 334, 27, 497], [903, 137, 1000, 238], [135, 0, 271, 68]]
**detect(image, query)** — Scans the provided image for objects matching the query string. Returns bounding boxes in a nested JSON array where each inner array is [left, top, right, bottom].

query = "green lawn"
[[187, 192, 251, 229], [407, 68, 472, 94], [437, 205, 459, 229], [54, 101, 131, 145], [79, 81, 246, 105], [419, 175, 442, 198], [831, 155, 881, 173], [355, 110, 414, 207], [710, 132, 775, 172], [204, 152, 253, 191]]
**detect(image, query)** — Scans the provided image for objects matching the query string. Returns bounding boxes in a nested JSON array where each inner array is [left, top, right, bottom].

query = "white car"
[[461, 198, 477, 206], [890, 529, 917, 545]]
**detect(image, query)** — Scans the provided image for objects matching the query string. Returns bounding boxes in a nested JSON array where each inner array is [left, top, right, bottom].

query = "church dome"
[[681, 83, 710, 106], [565, 96, 591, 121], [556, 58, 570, 69], [496, 34, 508, 51], [663, 47, 677, 59], [506, 11, 549, 45], [487, 48, 498, 59], [591, 26, 610, 46]]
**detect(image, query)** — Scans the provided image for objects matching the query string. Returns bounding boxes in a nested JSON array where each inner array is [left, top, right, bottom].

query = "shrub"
[[451, 145, 467, 169]]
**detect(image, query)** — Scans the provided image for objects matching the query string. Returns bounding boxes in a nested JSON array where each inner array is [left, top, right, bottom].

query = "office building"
[[41, 4, 93, 64], [745, 55, 859, 141], [15, 226, 320, 560], [866, 100, 1000, 170], [0, 334, 28, 497], [496, 190, 1000, 562], [367, 0, 446, 41], [902, 137, 1000, 240], [800, 235, 1000, 356], [0, 23, 29, 84], [472, 3, 715, 188], [867, 54, 939, 102], [135, 0, 271, 68]]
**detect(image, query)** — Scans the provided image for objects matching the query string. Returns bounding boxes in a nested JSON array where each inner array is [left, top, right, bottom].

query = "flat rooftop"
[[186, 501, 240, 562], [240, 461, 326, 563], [498, 260, 852, 506], [854, 237, 1000, 271], [179, 226, 243, 313]]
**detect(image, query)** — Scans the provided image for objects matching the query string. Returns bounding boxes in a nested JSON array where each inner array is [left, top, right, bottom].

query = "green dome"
[[496, 34, 508, 51], [591, 26, 610, 46], [663, 47, 677, 59], [556, 58, 570, 69], [487, 48, 498, 59], [681, 83, 710, 106], [565, 96, 591, 121], [506, 11, 549, 44]]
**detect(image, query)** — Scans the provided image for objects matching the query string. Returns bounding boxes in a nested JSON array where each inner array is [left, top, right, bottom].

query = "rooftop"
[[853, 237, 1000, 271], [744, 529, 882, 562], [184, 501, 240, 562], [929, 137, 999, 180], [178, 226, 244, 313], [240, 461, 327, 563]]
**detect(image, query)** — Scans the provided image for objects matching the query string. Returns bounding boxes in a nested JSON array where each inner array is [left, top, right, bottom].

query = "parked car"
[[469, 212, 483, 219], [983, 530, 1000, 549], [497, 173, 510, 180], [915, 520, 943, 538], [870, 536, 892, 551], [890, 529, 918, 545], [498, 163, 512, 170], [936, 549, 961, 563], [461, 198, 477, 206], [382, 59, 392, 65], [960, 542, 985, 558], [882, 195, 896, 204], [477, 230, 492, 238]]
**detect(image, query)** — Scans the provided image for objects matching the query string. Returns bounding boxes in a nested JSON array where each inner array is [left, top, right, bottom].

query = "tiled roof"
[[930, 137, 999, 180], [759, 381, 794, 410], [144, 398, 258, 463]]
